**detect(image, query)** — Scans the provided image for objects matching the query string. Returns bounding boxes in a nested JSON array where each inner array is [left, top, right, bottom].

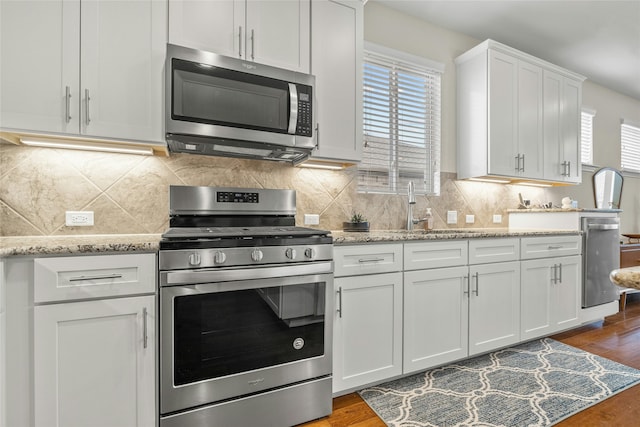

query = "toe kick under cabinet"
[[33, 253, 157, 427]]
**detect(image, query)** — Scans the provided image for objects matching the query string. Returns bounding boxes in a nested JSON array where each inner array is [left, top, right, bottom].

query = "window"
[[359, 43, 443, 195], [621, 119, 640, 172], [581, 109, 595, 165]]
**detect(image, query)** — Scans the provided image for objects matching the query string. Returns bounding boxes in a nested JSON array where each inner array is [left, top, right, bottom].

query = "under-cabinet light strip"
[[20, 137, 154, 156]]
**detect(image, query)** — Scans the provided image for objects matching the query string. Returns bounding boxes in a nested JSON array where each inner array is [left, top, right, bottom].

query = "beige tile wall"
[[0, 142, 545, 236]]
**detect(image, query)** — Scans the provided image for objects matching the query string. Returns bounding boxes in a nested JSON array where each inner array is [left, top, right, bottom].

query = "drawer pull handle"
[[337, 287, 343, 318], [358, 257, 385, 263], [68, 273, 123, 282], [548, 245, 563, 250]]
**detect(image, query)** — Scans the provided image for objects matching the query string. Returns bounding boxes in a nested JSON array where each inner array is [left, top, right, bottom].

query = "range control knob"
[[285, 248, 297, 260], [304, 248, 316, 259], [188, 252, 201, 266], [251, 248, 264, 262], [214, 251, 227, 264]]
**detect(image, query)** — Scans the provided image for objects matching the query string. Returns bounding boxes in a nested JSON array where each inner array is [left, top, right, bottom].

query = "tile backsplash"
[[0, 143, 545, 236]]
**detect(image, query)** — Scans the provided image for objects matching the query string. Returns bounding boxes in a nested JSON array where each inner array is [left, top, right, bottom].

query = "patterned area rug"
[[359, 338, 640, 426]]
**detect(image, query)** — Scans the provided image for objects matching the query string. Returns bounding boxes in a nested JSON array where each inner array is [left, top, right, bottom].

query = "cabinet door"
[[553, 255, 581, 330], [521, 258, 554, 340], [34, 296, 155, 427], [403, 266, 468, 374], [517, 60, 543, 179], [333, 273, 402, 393], [561, 78, 582, 183], [0, 0, 80, 133], [543, 69, 564, 181], [488, 50, 518, 177], [246, 0, 310, 72], [310, 0, 362, 163], [468, 261, 520, 355], [168, 0, 245, 58], [80, 0, 166, 141]]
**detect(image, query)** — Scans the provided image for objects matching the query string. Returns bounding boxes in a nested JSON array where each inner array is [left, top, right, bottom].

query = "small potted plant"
[[343, 211, 370, 232]]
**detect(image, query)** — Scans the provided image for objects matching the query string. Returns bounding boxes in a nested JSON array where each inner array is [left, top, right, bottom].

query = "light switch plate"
[[447, 210, 457, 224], [304, 214, 320, 225], [493, 214, 503, 224], [466, 214, 475, 224]]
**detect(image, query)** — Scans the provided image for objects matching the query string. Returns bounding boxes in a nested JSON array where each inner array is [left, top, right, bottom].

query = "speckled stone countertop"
[[507, 208, 622, 213], [0, 234, 161, 257], [331, 229, 581, 245]]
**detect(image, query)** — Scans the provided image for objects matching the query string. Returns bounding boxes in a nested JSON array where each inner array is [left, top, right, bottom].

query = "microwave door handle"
[[288, 83, 298, 135]]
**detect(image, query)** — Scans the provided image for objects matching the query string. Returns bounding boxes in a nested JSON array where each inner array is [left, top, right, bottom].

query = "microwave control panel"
[[296, 86, 313, 137]]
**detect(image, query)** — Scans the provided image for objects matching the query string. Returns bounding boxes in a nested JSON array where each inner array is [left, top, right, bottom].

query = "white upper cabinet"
[[0, 0, 166, 143], [456, 39, 585, 184], [307, 0, 363, 164], [169, 0, 310, 73], [543, 70, 582, 183]]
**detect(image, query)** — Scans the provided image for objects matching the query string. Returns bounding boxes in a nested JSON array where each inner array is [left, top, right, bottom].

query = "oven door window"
[[172, 58, 290, 133], [173, 282, 325, 386]]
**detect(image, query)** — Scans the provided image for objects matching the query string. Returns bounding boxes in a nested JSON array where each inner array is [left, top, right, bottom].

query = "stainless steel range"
[[158, 186, 333, 427]]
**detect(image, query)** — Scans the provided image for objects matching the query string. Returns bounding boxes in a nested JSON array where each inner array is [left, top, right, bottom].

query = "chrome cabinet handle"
[[358, 257, 385, 263], [558, 263, 563, 283], [68, 273, 123, 282], [85, 89, 91, 125], [521, 154, 525, 172], [238, 26, 242, 57], [473, 272, 479, 296], [315, 123, 320, 150], [567, 161, 571, 177], [142, 307, 148, 349], [514, 155, 520, 173], [250, 29, 255, 60], [336, 287, 343, 318], [548, 245, 563, 250], [551, 264, 558, 284], [463, 274, 470, 295], [65, 86, 71, 123]]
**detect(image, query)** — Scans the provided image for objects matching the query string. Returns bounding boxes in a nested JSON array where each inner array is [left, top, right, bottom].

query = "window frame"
[[621, 119, 640, 174]]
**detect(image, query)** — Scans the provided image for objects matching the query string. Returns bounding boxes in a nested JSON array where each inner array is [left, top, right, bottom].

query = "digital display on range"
[[217, 192, 259, 203]]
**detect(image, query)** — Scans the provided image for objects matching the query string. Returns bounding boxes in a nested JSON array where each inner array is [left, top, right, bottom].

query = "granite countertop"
[[507, 208, 622, 213], [0, 229, 582, 256], [0, 234, 161, 257], [331, 228, 581, 245]]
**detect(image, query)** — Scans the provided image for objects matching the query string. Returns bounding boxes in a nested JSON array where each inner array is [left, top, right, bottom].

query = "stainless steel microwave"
[[165, 44, 315, 163]]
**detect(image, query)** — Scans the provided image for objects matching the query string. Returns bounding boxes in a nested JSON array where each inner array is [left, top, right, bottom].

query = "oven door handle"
[[161, 261, 333, 287]]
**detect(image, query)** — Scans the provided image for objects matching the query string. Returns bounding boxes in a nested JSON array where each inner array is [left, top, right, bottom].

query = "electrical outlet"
[[493, 214, 503, 224], [447, 210, 457, 224], [66, 211, 94, 226], [304, 214, 320, 225], [466, 214, 475, 224]]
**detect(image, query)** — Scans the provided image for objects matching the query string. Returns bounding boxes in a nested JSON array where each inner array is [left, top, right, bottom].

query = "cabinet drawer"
[[469, 238, 519, 265], [334, 244, 403, 277], [520, 235, 581, 260], [34, 253, 156, 303], [404, 240, 468, 271]]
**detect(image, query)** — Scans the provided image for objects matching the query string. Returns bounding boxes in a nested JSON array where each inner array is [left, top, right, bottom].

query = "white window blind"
[[359, 46, 442, 195], [581, 109, 595, 164], [621, 120, 640, 172]]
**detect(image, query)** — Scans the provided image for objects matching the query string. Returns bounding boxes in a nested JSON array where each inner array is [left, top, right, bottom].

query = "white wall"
[[364, 1, 640, 234]]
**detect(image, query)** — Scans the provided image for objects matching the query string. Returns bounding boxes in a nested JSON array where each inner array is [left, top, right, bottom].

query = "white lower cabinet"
[[403, 266, 468, 374], [31, 253, 157, 427], [34, 296, 155, 427], [468, 261, 521, 355], [521, 255, 581, 340], [333, 272, 403, 393]]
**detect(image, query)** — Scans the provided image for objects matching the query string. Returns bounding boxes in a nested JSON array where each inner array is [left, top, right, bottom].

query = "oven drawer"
[[334, 244, 403, 277], [34, 253, 156, 303]]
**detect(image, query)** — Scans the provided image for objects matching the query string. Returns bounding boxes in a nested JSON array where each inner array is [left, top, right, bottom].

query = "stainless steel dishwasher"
[[582, 216, 620, 307]]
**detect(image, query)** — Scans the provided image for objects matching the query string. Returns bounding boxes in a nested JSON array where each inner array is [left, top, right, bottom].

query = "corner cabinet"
[[456, 39, 585, 184], [32, 253, 156, 427], [332, 244, 403, 394], [307, 0, 363, 164], [169, 0, 310, 73], [0, 0, 166, 143]]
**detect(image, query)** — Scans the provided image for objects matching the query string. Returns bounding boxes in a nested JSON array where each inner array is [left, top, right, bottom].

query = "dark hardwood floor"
[[301, 294, 640, 427]]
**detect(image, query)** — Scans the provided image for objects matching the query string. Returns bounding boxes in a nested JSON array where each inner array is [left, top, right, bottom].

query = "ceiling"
[[373, 0, 640, 100]]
